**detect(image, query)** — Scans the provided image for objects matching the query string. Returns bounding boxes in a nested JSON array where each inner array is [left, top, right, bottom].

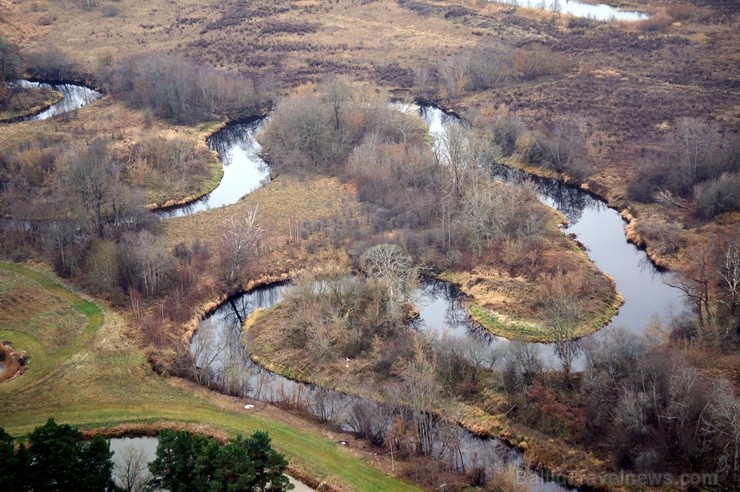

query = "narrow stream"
[[155, 117, 270, 218], [491, 0, 648, 21], [11, 80, 102, 121]]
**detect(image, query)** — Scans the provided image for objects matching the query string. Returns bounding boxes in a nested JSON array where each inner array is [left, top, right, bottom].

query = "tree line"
[[0, 419, 291, 491]]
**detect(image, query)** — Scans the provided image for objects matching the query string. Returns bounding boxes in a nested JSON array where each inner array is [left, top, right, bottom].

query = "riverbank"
[[0, 87, 63, 123], [0, 261, 420, 491]]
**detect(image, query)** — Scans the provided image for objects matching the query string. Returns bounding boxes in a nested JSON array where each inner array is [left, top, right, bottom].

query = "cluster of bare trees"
[[580, 329, 739, 484], [259, 264, 413, 362], [103, 54, 266, 124], [628, 117, 739, 220], [218, 207, 264, 289], [260, 79, 426, 174], [419, 41, 570, 100], [667, 227, 740, 340], [484, 326, 740, 487]]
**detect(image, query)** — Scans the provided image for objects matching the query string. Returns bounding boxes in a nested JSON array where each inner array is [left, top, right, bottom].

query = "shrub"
[[24, 46, 82, 81], [101, 4, 119, 17], [107, 55, 265, 124], [693, 172, 740, 219]]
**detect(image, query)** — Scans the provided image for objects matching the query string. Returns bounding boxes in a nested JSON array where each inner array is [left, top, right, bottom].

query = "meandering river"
[[155, 118, 270, 218], [186, 102, 685, 487], [12, 80, 680, 489], [12, 80, 102, 121]]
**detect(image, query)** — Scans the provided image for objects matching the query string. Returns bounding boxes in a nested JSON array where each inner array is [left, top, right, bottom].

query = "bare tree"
[[359, 243, 416, 307], [321, 75, 351, 131], [218, 207, 263, 289], [189, 318, 226, 387], [113, 444, 150, 492], [64, 139, 115, 238], [702, 379, 740, 483], [121, 230, 175, 297], [716, 237, 740, 319], [544, 293, 583, 383], [396, 340, 441, 456], [436, 121, 475, 199], [437, 57, 467, 99], [501, 340, 542, 393]]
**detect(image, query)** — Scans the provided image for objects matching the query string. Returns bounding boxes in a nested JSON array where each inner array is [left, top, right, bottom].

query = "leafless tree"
[[218, 207, 263, 289], [190, 318, 226, 387], [359, 243, 416, 307], [702, 379, 740, 483], [113, 444, 151, 492], [436, 121, 475, 199], [121, 230, 175, 297], [396, 340, 441, 456], [321, 75, 351, 131], [716, 237, 740, 319], [544, 293, 583, 383]]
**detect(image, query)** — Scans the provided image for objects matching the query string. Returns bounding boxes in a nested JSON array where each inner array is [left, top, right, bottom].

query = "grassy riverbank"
[[0, 88, 63, 122], [0, 261, 418, 491]]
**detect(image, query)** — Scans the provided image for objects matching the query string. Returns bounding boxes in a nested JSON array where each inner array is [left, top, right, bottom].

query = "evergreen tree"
[[25, 418, 116, 491], [0, 427, 21, 490], [245, 431, 290, 492], [149, 430, 291, 491]]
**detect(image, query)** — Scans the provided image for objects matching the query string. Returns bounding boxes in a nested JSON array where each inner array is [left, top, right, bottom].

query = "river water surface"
[[492, 0, 648, 21], [12, 80, 102, 121], [156, 118, 270, 218]]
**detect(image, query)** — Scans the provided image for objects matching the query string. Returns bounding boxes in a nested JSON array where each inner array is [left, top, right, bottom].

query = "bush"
[[0, 36, 22, 83], [693, 172, 740, 219], [24, 46, 82, 81], [107, 55, 265, 124], [101, 4, 119, 17]]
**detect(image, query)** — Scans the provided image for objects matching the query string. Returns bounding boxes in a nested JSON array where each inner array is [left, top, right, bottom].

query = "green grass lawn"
[[0, 261, 417, 491]]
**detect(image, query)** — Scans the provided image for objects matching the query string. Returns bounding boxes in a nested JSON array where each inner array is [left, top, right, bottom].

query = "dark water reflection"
[[12, 80, 102, 121], [156, 118, 270, 218]]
